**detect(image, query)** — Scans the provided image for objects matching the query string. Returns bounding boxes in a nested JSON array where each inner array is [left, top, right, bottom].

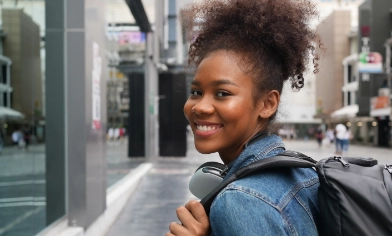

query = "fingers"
[[168, 222, 186, 236], [176, 206, 198, 229], [185, 200, 209, 226]]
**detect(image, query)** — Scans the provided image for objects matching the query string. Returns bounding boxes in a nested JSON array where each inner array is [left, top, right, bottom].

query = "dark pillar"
[[128, 73, 145, 157], [159, 73, 187, 156]]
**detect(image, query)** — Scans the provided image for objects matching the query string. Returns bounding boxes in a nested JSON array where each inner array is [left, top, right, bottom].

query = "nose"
[[192, 98, 214, 115]]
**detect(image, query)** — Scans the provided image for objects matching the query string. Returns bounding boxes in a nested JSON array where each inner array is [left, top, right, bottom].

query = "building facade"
[[315, 0, 392, 147], [316, 10, 352, 118]]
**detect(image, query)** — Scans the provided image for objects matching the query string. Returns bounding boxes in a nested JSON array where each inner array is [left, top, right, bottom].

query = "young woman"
[[167, 0, 321, 235]]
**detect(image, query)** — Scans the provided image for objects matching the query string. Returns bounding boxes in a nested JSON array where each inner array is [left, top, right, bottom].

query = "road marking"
[[0, 180, 46, 187], [0, 197, 46, 203], [0, 206, 43, 235]]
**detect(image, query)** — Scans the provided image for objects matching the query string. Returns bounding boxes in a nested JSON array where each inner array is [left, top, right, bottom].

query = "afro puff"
[[181, 0, 321, 96]]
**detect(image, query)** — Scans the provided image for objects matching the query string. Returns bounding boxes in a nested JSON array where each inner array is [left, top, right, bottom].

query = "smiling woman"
[[184, 50, 279, 164], [167, 0, 322, 236]]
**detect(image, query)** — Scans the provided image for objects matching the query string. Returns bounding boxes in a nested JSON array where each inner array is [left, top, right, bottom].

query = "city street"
[[108, 136, 392, 236]]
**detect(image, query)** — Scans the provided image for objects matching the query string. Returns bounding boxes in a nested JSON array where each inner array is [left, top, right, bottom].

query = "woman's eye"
[[190, 90, 201, 96], [216, 91, 231, 97]]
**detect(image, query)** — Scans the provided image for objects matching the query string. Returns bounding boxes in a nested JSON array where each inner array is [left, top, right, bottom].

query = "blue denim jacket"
[[210, 134, 320, 236]]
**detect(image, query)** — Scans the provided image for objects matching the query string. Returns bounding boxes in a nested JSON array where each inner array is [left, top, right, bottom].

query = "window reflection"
[[0, 1, 46, 235]]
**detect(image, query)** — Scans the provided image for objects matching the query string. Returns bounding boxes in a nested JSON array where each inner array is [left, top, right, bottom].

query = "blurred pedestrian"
[[23, 128, 31, 150], [114, 127, 120, 140], [119, 127, 125, 143], [315, 127, 323, 148], [335, 123, 346, 154], [108, 128, 114, 141], [326, 128, 335, 145], [342, 127, 352, 152], [170, 0, 321, 235], [12, 129, 20, 148]]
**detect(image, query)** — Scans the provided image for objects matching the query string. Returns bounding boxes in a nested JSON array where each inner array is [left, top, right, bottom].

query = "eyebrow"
[[191, 79, 240, 87]]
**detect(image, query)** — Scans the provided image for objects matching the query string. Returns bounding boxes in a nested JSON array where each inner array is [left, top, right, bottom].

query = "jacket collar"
[[223, 134, 285, 179]]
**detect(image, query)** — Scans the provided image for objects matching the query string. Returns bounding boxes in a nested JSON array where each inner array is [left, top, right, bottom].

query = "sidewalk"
[[107, 136, 220, 236], [107, 137, 392, 236]]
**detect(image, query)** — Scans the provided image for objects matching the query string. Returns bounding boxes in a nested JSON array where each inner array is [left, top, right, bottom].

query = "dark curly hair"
[[182, 0, 320, 101]]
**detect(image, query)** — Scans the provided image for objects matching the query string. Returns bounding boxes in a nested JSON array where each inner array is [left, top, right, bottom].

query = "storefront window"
[[105, 2, 147, 189], [0, 0, 47, 234]]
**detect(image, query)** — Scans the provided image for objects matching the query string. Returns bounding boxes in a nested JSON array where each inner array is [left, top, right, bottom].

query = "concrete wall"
[[45, 0, 107, 228]]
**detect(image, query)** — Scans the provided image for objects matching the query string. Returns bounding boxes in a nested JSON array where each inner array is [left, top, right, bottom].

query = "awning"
[[331, 104, 358, 118], [0, 106, 24, 119]]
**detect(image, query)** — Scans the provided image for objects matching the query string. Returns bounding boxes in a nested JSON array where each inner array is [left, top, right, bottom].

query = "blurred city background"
[[0, 0, 390, 235]]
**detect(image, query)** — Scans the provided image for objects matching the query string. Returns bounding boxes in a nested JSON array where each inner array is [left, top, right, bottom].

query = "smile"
[[196, 125, 221, 131], [193, 122, 223, 138]]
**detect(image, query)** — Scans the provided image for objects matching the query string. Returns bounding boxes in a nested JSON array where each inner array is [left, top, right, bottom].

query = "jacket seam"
[[281, 210, 296, 236], [254, 142, 285, 161], [278, 178, 319, 210], [294, 194, 317, 230], [213, 186, 279, 211], [214, 188, 298, 236]]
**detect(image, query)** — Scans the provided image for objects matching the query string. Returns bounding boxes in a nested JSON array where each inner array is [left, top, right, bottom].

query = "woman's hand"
[[166, 200, 210, 236]]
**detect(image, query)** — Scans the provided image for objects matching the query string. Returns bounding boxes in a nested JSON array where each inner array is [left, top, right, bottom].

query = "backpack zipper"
[[329, 156, 350, 167]]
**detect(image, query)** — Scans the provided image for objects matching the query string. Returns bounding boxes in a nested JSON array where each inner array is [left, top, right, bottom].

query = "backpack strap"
[[200, 152, 316, 215]]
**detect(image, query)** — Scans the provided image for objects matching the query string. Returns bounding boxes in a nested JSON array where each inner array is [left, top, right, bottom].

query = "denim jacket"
[[210, 134, 320, 236]]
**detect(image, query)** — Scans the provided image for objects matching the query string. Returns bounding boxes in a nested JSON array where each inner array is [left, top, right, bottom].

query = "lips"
[[193, 121, 223, 137]]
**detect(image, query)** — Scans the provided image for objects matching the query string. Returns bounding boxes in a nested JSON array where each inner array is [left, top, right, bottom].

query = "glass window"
[[0, 0, 47, 234], [105, 2, 147, 189]]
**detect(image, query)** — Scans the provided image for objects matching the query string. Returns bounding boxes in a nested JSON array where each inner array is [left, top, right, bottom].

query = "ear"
[[258, 90, 280, 119]]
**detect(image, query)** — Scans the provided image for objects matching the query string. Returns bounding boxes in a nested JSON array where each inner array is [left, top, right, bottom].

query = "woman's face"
[[184, 50, 266, 164]]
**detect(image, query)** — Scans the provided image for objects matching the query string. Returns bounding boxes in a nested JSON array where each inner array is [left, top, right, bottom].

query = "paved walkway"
[[107, 137, 392, 236]]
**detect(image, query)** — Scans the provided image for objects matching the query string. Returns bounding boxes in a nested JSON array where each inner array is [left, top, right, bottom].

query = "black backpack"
[[200, 151, 392, 236]]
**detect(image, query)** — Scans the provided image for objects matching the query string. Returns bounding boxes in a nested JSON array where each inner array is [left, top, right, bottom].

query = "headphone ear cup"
[[195, 162, 225, 172], [189, 162, 225, 199]]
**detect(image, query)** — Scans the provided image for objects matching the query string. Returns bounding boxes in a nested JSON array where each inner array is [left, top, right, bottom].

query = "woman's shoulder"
[[217, 168, 319, 210], [210, 168, 320, 235]]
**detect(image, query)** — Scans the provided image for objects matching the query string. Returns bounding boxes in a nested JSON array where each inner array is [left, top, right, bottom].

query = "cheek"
[[183, 99, 193, 121], [220, 99, 253, 122]]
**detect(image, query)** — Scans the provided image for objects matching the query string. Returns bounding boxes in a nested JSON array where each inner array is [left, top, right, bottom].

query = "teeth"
[[197, 125, 219, 131]]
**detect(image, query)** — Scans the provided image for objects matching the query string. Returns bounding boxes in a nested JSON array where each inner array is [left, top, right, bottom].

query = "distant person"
[[335, 123, 347, 154], [12, 130, 20, 148], [114, 127, 120, 140], [326, 128, 335, 145], [23, 128, 31, 150], [315, 127, 323, 148], [342, 127, 352, 152], [119, 127, 125, 143], [108, 128, 114, 141], [119, 127, 124, 138]]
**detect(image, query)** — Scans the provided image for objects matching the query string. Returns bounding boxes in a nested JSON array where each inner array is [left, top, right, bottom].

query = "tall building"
[[315, 10, 352, 118], [2, 9, 43, 119], [355, 0, 392, 147]]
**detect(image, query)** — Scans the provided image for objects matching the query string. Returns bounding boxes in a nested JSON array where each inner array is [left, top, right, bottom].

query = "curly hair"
[[182, 0, 320, 99]]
